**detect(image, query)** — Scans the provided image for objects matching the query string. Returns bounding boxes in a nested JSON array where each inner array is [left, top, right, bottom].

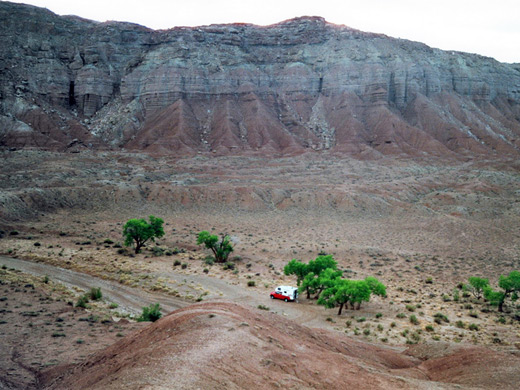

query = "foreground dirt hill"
[[41, 301, 520, 390]]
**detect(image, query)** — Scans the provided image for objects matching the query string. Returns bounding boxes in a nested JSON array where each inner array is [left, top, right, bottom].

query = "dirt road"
[[0, 256, 323, 326], [0, 256, 188, 315]]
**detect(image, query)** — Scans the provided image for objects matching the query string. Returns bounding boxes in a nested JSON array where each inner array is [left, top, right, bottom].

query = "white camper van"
[[270, 286, 298, 302]]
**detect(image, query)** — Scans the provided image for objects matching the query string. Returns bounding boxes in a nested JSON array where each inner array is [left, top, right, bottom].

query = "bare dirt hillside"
[[41, 301, 520, 390]]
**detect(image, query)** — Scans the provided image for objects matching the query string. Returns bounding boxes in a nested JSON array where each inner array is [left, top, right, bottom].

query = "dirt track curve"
[[0, 256, 324, 326]]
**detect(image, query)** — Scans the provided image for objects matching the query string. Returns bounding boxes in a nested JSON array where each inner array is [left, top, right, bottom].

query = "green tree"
[[484, 271, 520, 312], [318, 276, 387, 315], [308, 255, 338, 275], [346, 280, 372, 310], [197, 231, 234, 263], [300, 267, 342, 299], [364, 276, 387, 298], [318, 278, 350, 315], [123, 215, 164, 254], [467, 276, 489, 299], [318, 279, 373, 314], [296, 255, 340, 299], [284, 259, 309, 286]]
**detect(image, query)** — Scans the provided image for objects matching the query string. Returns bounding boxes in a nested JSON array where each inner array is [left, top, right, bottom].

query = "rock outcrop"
[[1, 2, 519, 157]]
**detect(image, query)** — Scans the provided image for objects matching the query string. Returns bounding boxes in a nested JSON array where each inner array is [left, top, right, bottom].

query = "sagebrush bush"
[[433, 312, 450, 323], [76, 295, 89, 308], [138, 303, 162, 322], [88, 287, 102, 301], [223, 261, 235, 270], [152, 246, 165, 256]]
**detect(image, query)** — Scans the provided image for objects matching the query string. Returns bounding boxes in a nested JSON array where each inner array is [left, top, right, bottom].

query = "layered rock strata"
[[1, 2, 519, 157]]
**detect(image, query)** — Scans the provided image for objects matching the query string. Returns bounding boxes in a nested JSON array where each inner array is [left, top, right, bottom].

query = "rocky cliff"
[[1, 1, 520, 157]]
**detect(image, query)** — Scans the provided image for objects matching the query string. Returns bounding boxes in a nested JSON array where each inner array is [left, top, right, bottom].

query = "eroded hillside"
[[1, 2, 520, 157]]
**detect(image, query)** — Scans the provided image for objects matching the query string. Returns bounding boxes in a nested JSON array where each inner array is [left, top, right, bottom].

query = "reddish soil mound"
[[407, 343, 520, 389], [41, 301, 520, 389]]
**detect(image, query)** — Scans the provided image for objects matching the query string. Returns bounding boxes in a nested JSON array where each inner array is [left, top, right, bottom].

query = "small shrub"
[[469, 311, 479, 318], [76, 295, 89, 308], [203, 268, 209, 274], [468, 323, 479, 331], [405, 304, 416, 312], [247, 281, 256, 287], [409, 315, 419, 325], [173, 260, 181, 266], [152, 246, 165, 256], [452, 289, 460, 302], [138, 303, 162, 322], [497, 316, 506, 324], [356, 317, 366, 323], [109, 303, 119, 309], [425, 277, 433, 284], [425, 324, 434, 332], [363, 329, 370, 336], [433, 313, 449, 323], [409, 331, 421, 343], [375, 312, 383, 318], [103, 239, 114, 245], [455, 320, 465, 329], [204, 257, 215, 266], [88, 287, 102, 301], [257, 305, 269, 311], [390, 322, 397, 328], [223, 261, 235, 270], [181, 263, 188, 269], [396, 313, 406, 319], [43, 275, 49, 284]]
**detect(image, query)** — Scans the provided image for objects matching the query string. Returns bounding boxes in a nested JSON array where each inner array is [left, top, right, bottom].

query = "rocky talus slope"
[[1, 1, 519, 158]]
